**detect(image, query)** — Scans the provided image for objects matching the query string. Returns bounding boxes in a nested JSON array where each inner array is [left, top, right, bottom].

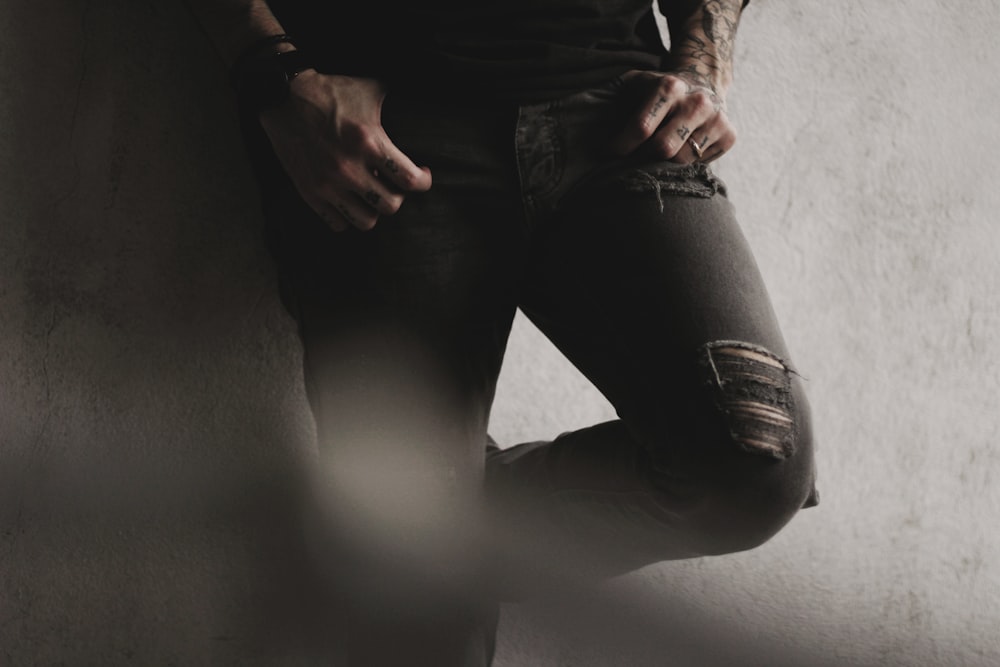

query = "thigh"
[[240, 93, 523, 647], [241, 88, 528, 445], [500, 167, 817, 575], [520, 163, 798, 451]]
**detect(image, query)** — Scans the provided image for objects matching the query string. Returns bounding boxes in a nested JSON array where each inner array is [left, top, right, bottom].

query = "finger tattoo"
[[384, 158, 400, 174], [703, 148, 724, 163], [333, 202, 356, 224], [649, 96, 667, 118], [677, 126, 691, 140], [363, 190, 381, 207]]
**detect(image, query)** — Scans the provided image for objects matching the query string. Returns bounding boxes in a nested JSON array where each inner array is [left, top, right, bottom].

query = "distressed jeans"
[[239, 74, 819, 666]]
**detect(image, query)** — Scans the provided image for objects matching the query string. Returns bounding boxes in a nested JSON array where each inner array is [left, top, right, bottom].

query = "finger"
[[644, 122, 705, 164], [314, 163, 383, 230], [648, 102, 717, 162], [686, 114, 737, 164], [330, 194, 379, 231], [303, 193, 350, 232], [367, 134, 433, 193], [699, 134, 736, 164], [316, 157, 405, 229], [326, 213, 350, 232], [351, 177, 406, 217], [271, 131, 384, 232], [700, 147, 727, 164], [611, 74, 686, 156], [673, 136, 705, 165], [289, 171, 350, 231], [310, 183, 379, 231], [674, 131, 711, 164]]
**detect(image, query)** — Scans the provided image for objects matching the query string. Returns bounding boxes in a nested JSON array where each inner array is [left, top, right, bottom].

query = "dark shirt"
[[266, 0, 669, 101]]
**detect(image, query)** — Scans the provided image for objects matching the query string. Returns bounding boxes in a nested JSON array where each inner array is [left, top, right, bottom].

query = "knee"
[[696, 445, 816, 555], [657, 341, 818, 555]]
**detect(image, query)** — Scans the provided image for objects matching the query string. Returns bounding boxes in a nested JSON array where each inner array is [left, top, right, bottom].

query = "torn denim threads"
[[513, 76, 729, 220], [620, 162, 726, 211], [699, 341, 798, 460]]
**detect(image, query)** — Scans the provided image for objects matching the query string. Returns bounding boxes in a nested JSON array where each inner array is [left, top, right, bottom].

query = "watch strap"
[[229, 34, 294, 90], [232, 47, 319, 113], [272, 49, 315, 81]]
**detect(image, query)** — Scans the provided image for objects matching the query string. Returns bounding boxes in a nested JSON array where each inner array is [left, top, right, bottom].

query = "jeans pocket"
[[583, 72, 628, 102]]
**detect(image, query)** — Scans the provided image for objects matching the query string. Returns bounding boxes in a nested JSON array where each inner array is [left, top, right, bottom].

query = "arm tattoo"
[[661, 0, 742, 93], [678, 70, 725, 111], [701, 0, 738, 64]]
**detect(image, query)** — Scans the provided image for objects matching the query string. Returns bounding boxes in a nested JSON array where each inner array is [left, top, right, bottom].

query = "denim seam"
[[537, 100, 565, 201], [512, 105, 536, 226]]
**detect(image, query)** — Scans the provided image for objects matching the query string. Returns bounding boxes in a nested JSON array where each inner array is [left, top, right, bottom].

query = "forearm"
[[184, 0, 288, 68], [657, 0, 745, 95]]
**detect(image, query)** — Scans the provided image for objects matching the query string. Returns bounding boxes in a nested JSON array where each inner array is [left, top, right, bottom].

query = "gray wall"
[[2, 1, 998, 665]]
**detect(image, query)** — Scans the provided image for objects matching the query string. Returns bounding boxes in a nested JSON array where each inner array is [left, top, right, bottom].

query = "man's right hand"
[[258, 72, 432, 232]]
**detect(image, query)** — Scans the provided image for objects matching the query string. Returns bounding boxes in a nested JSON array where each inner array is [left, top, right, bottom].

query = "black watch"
[[233, 49, 316, 113]]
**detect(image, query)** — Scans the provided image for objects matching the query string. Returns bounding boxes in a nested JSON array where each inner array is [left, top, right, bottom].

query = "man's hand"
[[613, 0, 744, 164], [611, 70, 735, 164], [258, 72, 432, 232]]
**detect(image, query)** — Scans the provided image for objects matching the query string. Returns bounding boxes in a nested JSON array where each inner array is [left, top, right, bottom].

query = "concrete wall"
[[2, 1, 998, 665]]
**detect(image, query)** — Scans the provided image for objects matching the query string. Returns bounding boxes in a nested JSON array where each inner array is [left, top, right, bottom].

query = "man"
[[187, 1, 819, 664]]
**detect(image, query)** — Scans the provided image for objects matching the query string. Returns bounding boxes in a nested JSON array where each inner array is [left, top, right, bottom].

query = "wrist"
[[661, 54, 732, 97], [230, 34, 295, 85], [234, 47, 319, 115], [286, 67, 320, 97]]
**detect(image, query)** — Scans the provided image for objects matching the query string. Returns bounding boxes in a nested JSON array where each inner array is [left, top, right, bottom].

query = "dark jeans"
[[239, 75, 818, 666]]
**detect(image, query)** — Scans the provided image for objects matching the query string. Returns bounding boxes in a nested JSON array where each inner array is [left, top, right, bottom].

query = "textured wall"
[[2, 1, 998, 665]]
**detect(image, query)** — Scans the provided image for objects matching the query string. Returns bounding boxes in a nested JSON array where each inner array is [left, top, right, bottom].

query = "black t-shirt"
[[266, 0, 669, 101]]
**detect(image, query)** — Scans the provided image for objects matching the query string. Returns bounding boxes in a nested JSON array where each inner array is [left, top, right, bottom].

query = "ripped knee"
[[698, 340, 799, 461]]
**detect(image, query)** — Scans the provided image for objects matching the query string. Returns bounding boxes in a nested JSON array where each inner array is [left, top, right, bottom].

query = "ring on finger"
[[688, 136, 708, 159]]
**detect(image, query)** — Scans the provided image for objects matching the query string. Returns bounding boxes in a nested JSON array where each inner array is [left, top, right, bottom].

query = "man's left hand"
[[611, 70, 736, 164]]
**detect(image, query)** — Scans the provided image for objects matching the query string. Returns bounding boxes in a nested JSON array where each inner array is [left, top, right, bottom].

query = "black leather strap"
[[229, 34, 293, 90]]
